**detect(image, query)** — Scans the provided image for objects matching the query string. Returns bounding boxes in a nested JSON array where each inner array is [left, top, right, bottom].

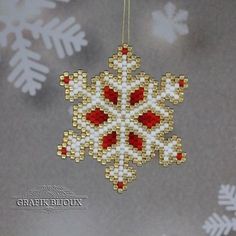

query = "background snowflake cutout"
[[203, 185, 236, 236], [0, 0, 87, 95], [152, 2, 189, 44]]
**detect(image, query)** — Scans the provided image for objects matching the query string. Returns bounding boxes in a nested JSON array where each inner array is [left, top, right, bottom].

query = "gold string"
[[121, 0, 131, 44]]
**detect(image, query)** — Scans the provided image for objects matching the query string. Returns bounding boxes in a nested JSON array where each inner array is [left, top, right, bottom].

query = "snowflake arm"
[[152, 2, 189, 44], [57, 130, 88, 163], [105, 163, 136, 192], [24, 17, 87, 58], [59, 70, 88, 101], [9, 30, 49, 95], [24, 0, 70, 12], [157, 135, 186, 166], [203, 185, 236, 236], [108, 45, 140, 73], [174, 9, 189, 35], [203, 213, 236, 236], [218, 185, 236, 213], [159, 73, 188, 104]]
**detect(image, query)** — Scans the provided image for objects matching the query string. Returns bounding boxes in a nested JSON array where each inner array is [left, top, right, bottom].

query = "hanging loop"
[[121, 0, 131, 44]]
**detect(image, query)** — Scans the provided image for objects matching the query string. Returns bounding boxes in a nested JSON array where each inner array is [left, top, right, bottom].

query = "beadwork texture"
[[57, 44, 188, 193]]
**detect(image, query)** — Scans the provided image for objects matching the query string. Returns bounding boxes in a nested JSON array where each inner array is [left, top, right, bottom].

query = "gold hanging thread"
[[122, 0, 131, 44]]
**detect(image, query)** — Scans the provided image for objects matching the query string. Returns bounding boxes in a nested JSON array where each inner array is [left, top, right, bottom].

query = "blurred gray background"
[[0, 0, 236, 235]]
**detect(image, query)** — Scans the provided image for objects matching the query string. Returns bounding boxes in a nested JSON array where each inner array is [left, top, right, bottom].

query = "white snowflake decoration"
[[152, 2, 189, 44], [57, 44, 188, 192], [0, 0, 87, 95], [203, 185, 236, 236]]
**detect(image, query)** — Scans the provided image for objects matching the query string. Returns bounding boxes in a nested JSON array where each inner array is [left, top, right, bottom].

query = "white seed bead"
[[149, 83, 154, 88], [140, 77, 145, 82], [161, 92, 166, 97], [118, 173, 123, 177], [119, 165, 124, 170], [119, 160, 124, 165], [159, 143, 164, 148]]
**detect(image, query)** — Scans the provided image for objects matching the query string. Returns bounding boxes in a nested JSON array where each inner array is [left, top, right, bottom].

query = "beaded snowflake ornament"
[[57, 44, 188, 193]]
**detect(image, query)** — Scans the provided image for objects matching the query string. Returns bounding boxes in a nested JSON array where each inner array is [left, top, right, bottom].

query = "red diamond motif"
[[104, 86, 118, 105], [130, 87, 144, 105], [138, 110, 160, 129], [102, 131, 117, 149], [129, 132, 143, 150], [86, 108, 108, 126]]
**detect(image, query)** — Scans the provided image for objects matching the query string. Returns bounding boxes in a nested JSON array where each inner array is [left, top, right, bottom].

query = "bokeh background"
[[0, 0, 236, 235]]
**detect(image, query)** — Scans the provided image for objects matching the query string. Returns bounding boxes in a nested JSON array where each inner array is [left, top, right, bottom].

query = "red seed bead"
[[63, 76, 70, 84], [117, 181, 124, 189], [176, 153, 183, 160], [121, 47, 128, 55], [178, 79, 185, 87], [61, 147, 67, 155]]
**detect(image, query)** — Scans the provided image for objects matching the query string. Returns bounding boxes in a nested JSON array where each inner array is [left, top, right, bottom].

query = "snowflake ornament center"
[[57, 44, 188, 193]]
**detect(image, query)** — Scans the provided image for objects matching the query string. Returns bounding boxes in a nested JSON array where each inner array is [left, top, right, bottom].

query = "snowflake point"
[[176, 153, 183, 160], [117, 181, 124, 189]]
